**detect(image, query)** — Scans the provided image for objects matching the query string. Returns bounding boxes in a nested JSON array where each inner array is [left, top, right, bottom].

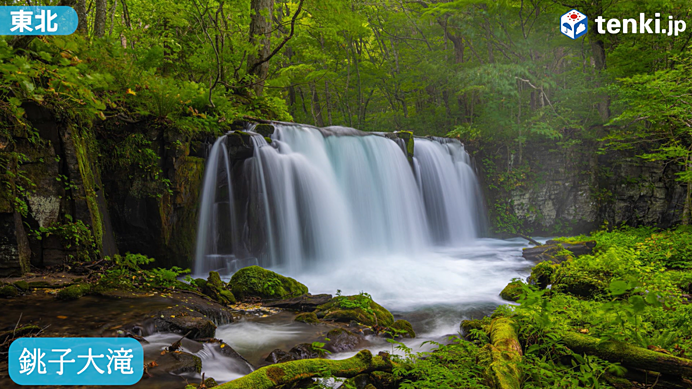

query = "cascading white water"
[[414, 138, 486, 244], [193, 123, 486, 276]]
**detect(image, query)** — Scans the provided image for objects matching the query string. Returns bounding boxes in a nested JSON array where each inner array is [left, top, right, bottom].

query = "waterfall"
[[193, 124, 486, 276], [414, 138, 486, 244]]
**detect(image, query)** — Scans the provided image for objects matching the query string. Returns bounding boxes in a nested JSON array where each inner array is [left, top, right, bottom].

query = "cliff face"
[[0, 107, 215, 276], [475, 139, 688, 236]]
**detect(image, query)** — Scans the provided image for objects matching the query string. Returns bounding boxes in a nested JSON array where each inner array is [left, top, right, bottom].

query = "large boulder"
[[522, 240, 596, 263], [154, 351, 201, 375], [265, 293, 332, 312], [315, 295, 394, 327], [324, 328, 365, 353], [152, 308, 217, 339], [500, 279, 525, 302], [229, 266, 308, 301]]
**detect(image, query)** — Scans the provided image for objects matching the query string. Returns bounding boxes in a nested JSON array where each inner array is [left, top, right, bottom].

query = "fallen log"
[[488, 317, 522, 389], [215, 350, 392, 389], [563, 332, 692, 377]]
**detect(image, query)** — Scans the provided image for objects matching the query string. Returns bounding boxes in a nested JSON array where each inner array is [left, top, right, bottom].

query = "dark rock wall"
[[475, 139, 687, 236]]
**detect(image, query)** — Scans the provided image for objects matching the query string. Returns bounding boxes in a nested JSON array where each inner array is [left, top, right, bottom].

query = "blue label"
[[0, 6, 78, 35], [9, 338, 143, 386]]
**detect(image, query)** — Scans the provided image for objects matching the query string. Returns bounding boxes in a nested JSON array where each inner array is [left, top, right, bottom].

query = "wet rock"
[[522, 240, 596, 263], [154, 350, 202, 375], [0, 285, 18, 298], [295, 312, 319, 324], [288, 343, 322, 360], [315, 295, 394, 327], [388, 319, 416, 338], [500, 279, 525, 302], [152, 309, 217, 339], [265, 349, 292, 364], [197, 271, 236, 305], [265, 293, 332, 312], [207, 340, 254, 373], [230, 266, 308, 301], [324, 328, 364, 353], [339, 373, 373, 389]]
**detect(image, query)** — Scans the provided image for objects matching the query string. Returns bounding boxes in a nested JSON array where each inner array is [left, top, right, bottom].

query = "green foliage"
[[98, 253, 192, 291], [229, 266, 308, 300], [390, 337, 492, 388], [32, 216, 98, 264]]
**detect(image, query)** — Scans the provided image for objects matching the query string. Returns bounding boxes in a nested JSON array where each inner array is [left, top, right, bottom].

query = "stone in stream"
[[324, 328, 365, 353], [153, 350, 202, 375], [265, 293, 332, 312], [151, 308, 217, 339]]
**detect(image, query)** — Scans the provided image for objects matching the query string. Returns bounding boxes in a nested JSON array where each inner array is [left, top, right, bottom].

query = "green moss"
[[202, 377, 218, 388], [200, 271, 236, 305], [316, 295, 394, 327], [460, 318, 490, 334], [551, 263, 610, 297], [214, 350, 390, 389], [0, 285, 19, 298], [388, 319, 416, 338], [370, 371, 396, 388], [27, 281, 52, 288], [527, 261, 556, 289], [229, 266, 308, 301], [72, 127, 103, 251], [57, 283, 91, 300], [295, 312, 319, 324], [264, 136, 272, 144], [500, 280, 525, 302], [13, 280, 29, 291]]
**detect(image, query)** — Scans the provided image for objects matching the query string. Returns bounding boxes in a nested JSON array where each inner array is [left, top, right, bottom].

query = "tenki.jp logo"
[[561, 10, 588, 40], [561, 9, 688, 38]]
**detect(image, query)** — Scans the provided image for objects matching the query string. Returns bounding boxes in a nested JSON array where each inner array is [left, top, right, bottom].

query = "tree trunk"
[[215, 350, 392, 389], [247, 0, 274, 97], [76, 0, 88, 34], [310, 83, 324, 127], [563, 332, 692, 377], [94, 0, 107, 37]]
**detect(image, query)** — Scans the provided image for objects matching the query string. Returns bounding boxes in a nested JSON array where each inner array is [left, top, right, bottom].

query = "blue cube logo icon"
[[561, 10, 588, 39]]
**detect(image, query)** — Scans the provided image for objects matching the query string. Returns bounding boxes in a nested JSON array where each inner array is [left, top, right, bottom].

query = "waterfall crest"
[[194, 124, 485, 275]]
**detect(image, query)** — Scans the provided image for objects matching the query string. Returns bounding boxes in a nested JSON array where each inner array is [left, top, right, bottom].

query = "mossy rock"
[[527, 261, 556, 289], [316, 295, 394, 327], [13, 281, 30, 292], [201, 377, 217, 388], [200, 271, 236, 305], [500, 279, 525, 302], [388, 319, 416, 338], [57, 284, 91, 300], [229, 266, 308, 301], [295, 312, 319, 324], [0, 285, 19, 298], [370, 370, 397, 389], [552, 264, 610, 297]]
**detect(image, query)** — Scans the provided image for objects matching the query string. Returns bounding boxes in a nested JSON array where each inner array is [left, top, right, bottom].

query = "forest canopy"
[[1, 0, 691, 222]]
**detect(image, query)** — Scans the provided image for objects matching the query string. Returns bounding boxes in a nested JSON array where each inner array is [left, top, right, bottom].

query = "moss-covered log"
[[563, 332, 692, 377], [488, 317, 522, 389], [215, 350, 392, 389]]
